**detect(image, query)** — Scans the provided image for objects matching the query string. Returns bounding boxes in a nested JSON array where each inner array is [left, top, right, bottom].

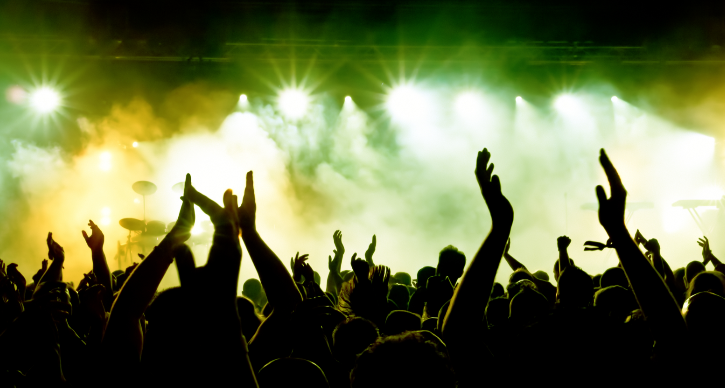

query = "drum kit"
[[115, 180, 213, 270]]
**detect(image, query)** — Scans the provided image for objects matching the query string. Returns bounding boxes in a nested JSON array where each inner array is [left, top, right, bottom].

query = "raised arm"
[[699, 237, 723, 269], [557, 235, 572, 274], [102, 175, 195, 361], [37, 233, 65, 287], [326, 230, 345, 295], [442, 148, 513, 384], [595, 150, 686, 351], [82, 220, 113, 310], [502, 238, 528, 272]]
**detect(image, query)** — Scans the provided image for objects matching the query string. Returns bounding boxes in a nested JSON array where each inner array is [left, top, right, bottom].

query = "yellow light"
[[100, 217, 111, 226], [101, 207, 111, 216], [30, 87, 61, 113], [278, 89, 309, 118], [134, 198, 140, 204], [132, 141, 138, 148], [191, 226, 203, 235], [99, 152, 112, 171]]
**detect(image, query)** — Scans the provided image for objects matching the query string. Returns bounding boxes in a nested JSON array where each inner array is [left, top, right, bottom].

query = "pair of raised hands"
[[327, 230, 377, 274]]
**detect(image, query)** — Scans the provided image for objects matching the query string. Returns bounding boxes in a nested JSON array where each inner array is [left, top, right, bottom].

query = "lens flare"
[[30, 87, 61, 113], [278, 89, 309, 118]]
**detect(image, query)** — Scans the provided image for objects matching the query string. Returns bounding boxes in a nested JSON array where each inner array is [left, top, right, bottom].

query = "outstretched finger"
[[599, 149, 624, 193], [595, 185, 607, 205], [242, 171, 255, 206], [185, 174, 223, 217], [82, 230, 89, 242]]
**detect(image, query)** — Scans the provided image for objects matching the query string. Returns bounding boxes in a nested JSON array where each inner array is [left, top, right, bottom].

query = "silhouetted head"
[[437, 246, 466, 286], [388, 284, 410, 311], [556, 267, 593, 308], [333, 317, 380, 369], [385, 310, 422, 335], [509, 287, 549, 325], [532, 270, 550, 282], [242, 278, 264, 304], [594, 285, 637, 321], [491, 282, 505, 299], [683, 291, 725, 363], [552, 258, 575, 283], [509, 268, 535, 285], [686, 271, 725, 299], [486, 296, 510, 327], [592, 274, 602, 288], [600, 267, 628, 289], [673, 267, 686, 293], [351, 331, 455, 388], [392, 272, 412, 286], [685, 261, 707, 288], [236, 296, 262, 341], [313, 271, 321, 285], [506, 279, 537, 298], [416, 266, 436, 289], [258, 358, 329, 387]]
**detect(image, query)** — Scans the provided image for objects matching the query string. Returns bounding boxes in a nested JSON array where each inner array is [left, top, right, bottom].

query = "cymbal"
[[167, 221, 176, 231], [146, 221, 167, 236], [172, 182, 184, 194], [119, 218, 146, 231], [132, 181, 157, 196]]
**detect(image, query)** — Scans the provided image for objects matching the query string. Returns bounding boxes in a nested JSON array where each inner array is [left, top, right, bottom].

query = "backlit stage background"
[[1, 0, 725, 288]]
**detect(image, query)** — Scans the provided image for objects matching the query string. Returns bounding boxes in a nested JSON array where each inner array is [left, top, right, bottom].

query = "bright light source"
[[611, 96, 619, 102], [554, 95, 581, 111], [134, 198, 140, 204], [99, 152, 112, 171], [516, 96, 523, 103], [454, 92, 486, 121], [100, 217, 111, 226], [29, 87, 60, 113], [191, 226, 203, 235], [344, 96, 352, 103], [132, 141, 138, 148], [278, 89, 309, 118], [101, 207, 111, 216], [239, 94, 247, 103], [387, 85, 431, 120]]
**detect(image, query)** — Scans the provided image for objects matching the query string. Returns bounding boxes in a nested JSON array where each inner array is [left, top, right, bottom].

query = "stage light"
[[454, 92, 486, 121], [132, 141, 138, 148], [611, 96, 619, 102], [387, 85, 430, 120], [101, 207, 111, 216], [516, 96, 523, 103], [239, 94, 248, 103], [554, 95, 579, 111], [345, 96, 352, 103], [29, 87, 60, 113], [134, 198, 140, 204], [191, 226, 203, 235], [278, 89, 309, 118]]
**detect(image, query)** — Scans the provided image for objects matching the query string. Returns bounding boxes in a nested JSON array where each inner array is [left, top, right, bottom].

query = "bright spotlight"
[[101, 207, 111, 216], [132, 141, 139, 148], [345, 96, 352, 103], [515, 96, 523, 103], [239, 94, 248, 103], [387, 85, 430, 120], [278, 89, 309, 118], [191, 226, 203, 235], [554, 95, 580, 111], [30, 87, 60, 113], [611, 96, 619, 102], [134, 198, 140, 204]]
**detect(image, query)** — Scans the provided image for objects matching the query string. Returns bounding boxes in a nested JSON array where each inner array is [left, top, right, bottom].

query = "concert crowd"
[[1, 147, 722, 387]]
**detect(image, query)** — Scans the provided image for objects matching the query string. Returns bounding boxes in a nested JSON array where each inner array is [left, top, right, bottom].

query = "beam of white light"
[[554, 94, 581, 112], [99, 152, 112, 171], [278, 89, 309, 119], [516, 96, 523, 103], [191, 225, 203, 235], [345, 96, 352, 103], [30, 87, 61, 113], [611, 96, 619, 102], [386, 85, 432, 121]]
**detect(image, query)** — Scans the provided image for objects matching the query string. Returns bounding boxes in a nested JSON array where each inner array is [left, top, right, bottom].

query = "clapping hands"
[[46, 232, 64, 261], [475, 148, 513, 228], [82, 220, 105, 251]]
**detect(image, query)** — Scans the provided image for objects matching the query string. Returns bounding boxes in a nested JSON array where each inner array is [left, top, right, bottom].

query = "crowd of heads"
[[0, 148, 723, 387]]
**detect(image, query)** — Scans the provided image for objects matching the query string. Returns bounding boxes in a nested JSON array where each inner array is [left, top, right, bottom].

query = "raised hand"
[[291, 252, 309, 282], [475, 148, 514, 228], [644, 238, 661, 255], [595, 149, 626, 233], [300, 260, 315, 284], [634, 230, 648, 247], [7, 263, 26, 290], [82, 220, 105, 251], [698, 237, 712, 264], [32, 259, 48, 284], [351, 253, 369, 284], [370, 265, 390, 292], [237, 171, 256, 232], [333, 230, 345, 255], [46, 232, 65, 261], [365, 235, 377, 266], [557, 236, 571, 251]]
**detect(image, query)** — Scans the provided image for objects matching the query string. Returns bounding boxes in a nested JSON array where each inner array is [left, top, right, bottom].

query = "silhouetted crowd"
[[1, 148, 723, 387]]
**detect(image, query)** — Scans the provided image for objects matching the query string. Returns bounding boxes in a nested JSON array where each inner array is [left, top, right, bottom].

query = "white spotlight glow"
[[345, 96, 352, 103], [611, 96, 619, 102], [387, 85, 431, 120], [101, 207, 111, 216], [191, 226, 203, 235], [278, 89, 309, 118], [132, 141, 138, 148], [554, 94, 580, 111], [239, 94, 248, 103], [515, 96, 523, 103], [99, 152, 112, 171], [30, 87, 60, 113]]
